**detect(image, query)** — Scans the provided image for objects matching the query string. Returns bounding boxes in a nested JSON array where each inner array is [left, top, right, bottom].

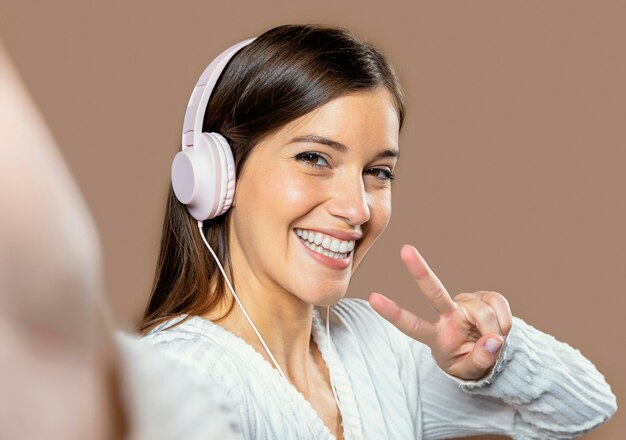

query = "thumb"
[[457, 333, 505, 380]]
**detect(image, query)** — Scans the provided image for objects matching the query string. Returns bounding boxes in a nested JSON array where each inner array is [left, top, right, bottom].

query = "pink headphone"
[[171, 37, 256, 221]]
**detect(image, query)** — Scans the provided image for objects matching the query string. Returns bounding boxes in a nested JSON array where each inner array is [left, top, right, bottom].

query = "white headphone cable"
[[197, 221, 331, 439], [197, 221, 286, 376]]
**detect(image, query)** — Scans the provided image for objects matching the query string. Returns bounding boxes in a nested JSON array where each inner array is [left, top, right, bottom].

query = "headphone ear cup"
[[207, 132, 236, 217], [171, 136, 216, 221], [171, 132, 236, 221]]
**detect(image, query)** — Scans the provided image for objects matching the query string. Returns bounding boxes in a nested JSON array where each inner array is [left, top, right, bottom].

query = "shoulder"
[[117, 328, 220, 390], [331, 297, 430, 362], [332, 297, 409, 342], [142, 314, 225, 354], [114, 331, 243, 439], [140, 315, 238, 387], [332, 296, 382, 324], [332, 297, 397, 341]]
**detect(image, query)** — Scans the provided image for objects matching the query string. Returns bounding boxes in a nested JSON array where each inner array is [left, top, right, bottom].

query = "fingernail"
[[484, 337, 502, 354]]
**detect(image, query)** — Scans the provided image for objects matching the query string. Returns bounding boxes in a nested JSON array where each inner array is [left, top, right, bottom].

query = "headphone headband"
[[181, 37, 256, 150]]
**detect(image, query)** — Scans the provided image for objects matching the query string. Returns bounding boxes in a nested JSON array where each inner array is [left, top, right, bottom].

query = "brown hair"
[[139, 24, 406, 334]]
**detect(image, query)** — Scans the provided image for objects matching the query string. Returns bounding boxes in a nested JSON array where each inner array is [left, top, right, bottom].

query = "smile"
[[294, 228, 355, 260]]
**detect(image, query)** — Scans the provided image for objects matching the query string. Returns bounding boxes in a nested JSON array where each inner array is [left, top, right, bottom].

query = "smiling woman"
[[139, 24, 616, 440], [140, 25, 405, 336]]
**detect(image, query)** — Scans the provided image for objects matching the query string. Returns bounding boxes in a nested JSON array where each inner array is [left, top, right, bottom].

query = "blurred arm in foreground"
[[0, 39, 241, 440]]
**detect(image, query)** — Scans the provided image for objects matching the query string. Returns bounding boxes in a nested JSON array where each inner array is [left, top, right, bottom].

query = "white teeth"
[[297, 230, 352, 260], [314, 233, 323, 245], [322, 236, 331, 249], [294, 228, 357, 259], [339, 240, 348, 253], [303, 241, 347, 260]]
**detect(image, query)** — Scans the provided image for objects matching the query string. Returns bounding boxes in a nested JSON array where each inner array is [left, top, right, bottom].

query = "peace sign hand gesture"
[[369, 245, 513, 381]]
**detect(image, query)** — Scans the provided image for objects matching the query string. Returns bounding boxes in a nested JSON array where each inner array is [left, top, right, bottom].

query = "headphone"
[[171, 37, 256, 221]]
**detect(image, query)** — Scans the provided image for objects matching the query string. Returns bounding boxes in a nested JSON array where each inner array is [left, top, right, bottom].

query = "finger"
[[457, 299, 503, 337], [479, 291, 513, 336], [452, 333, 504, 380], [369, 292, 437, 344], [454, 291, 513, 337], [400, 245, 457, 315]]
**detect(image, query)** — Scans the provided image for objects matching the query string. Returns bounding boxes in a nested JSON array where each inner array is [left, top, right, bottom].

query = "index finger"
[[401, 244, 458, 315]]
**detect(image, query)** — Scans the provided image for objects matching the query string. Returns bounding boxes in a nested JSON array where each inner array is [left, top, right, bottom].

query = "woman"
[[140, 24, 616, 439]]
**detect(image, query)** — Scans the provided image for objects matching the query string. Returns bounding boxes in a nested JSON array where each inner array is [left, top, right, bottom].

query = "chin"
[[295, 282, 348, 308], [312, 294, 346, 308]]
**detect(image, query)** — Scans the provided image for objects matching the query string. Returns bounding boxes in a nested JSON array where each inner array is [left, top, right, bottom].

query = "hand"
[[369, 245, 513, 380]]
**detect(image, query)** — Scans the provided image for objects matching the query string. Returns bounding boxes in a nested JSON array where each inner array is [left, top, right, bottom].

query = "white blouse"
[[142, 298, 616, 439]]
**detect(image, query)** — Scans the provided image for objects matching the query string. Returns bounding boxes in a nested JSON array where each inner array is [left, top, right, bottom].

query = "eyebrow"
[[288, 134, 399, 160]]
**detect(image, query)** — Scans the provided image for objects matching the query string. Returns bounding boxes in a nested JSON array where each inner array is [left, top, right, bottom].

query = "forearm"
[[447, 316, 617, 439]]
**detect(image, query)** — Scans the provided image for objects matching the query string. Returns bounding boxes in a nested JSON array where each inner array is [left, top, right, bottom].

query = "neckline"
[[310, 307, 363, 440], [161, 307, 362, 440]]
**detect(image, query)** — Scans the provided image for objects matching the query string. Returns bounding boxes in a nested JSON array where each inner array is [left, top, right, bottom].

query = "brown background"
[[1, 1, 623, 438]]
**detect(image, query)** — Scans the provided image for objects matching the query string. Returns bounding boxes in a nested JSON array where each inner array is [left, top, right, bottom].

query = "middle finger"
[[457, 299, 503, 337]]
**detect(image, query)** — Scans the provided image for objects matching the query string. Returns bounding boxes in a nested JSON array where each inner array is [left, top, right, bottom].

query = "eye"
[[295, 151, 330, 169], [364, 167, 395, 182]]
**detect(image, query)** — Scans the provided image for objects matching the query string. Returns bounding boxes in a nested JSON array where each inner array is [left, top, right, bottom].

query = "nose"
[[326, 172, 371, 226]]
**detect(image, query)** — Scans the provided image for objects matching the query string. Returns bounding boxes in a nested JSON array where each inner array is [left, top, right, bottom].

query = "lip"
[[294, 230, 352, 270]]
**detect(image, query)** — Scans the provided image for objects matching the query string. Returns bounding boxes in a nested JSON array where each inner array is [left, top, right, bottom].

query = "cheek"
[[280, 173, 317, 209], [369, 190, 392, 235], [352, 191, 392, 269], [259, 170, 320, 215], [241, 167, 319, 225]]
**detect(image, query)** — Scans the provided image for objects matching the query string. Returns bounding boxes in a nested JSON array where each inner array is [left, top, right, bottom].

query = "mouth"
[[294, 228, 356, 270]]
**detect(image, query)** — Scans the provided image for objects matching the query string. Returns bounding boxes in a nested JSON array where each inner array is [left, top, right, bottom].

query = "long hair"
[[139, 24, 406, 334]]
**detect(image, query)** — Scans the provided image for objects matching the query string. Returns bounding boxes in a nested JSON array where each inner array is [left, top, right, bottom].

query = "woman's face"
[[229, 87, 400, 307]]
